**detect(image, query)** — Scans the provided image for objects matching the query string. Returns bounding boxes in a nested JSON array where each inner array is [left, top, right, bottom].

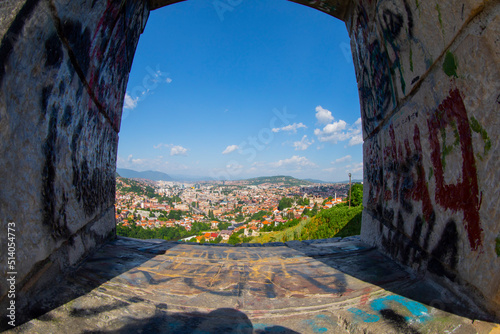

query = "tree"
[[199, 237, 206, 244], [168, 210, 183, 220], [228, 233, 240, 245], [310, 203, 318, 216], [242, 236, 253, 243], [278, 197, 293, 211], [295, 196, 310, 206], [346, 184, 363, 206], [210, 236, 222, 244], [249, 210, 271, 221], [322, 197, 333, 205], [218, 222, 231, 231]]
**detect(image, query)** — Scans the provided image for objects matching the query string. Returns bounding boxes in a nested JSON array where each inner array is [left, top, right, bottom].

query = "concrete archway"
[[0, 0, 499, 323]]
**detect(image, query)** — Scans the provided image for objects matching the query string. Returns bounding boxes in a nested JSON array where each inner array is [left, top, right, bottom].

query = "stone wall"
[[352, 0, 500, 319], [0, 0, 499, 326], [0, 0, 149, 325]]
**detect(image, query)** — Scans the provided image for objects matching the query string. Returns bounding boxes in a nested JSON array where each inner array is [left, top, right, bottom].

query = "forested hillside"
[[300, 204, 363, 240]]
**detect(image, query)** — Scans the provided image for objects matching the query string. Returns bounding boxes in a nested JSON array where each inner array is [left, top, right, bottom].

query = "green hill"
[[300, 205, 363, 240], [250, 218, 310, 243], [249, 205, 363, 243]]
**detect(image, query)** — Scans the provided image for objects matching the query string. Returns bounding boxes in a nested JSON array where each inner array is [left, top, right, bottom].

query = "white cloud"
[[335, 155, 352, 164], [345, 162, 363, 174], [222, 145, 239, 154], [314, 120, 348, 143], [170, 145, 188, 156], [348, 134, 363, 146], [122, 67, 172, 112], [123, 93, 139, 110], [272, 122, 307, 133], [323, 167, 337, 173], [117, 155, 191, 174], [154, 143, 189, 156], [293, 135, 314, 151], [153, 143, 170, 149], [314, 117, 363, 146], [315, 106, 334, 124], [226, 162, 244, 171], [271, 155, 317, 169]]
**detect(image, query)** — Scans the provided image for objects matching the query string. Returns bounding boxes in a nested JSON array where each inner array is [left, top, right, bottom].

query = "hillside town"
[[115, 176, 352, 243]]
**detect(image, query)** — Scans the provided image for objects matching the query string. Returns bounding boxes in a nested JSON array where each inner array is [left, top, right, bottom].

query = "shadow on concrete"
[[9, 236, 498, 332], [76, 307, 299, 334], [7, 237, 164, 331]]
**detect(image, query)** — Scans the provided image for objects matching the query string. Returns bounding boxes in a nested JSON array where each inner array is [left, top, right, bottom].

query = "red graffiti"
[[412, 125, 434, 224], [383, 124, 433, 221], [428, 89, 482, 250], [359, 287, 372, 306]]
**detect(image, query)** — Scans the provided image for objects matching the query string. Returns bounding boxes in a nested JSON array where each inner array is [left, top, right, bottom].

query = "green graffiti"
[[409, 42, 414, 72], [436, 4, 444, 35], [428, 167, 434, 181], [495, 236, 500, 257], [440, 121, 460, 168], [470, 116, 491, 160], [415, 0, 420, 9], [443, 51, 458, 77]]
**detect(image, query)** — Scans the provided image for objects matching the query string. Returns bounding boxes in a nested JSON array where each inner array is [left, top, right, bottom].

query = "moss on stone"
[[470, 116, 492, 160], [443, 51, 458, 77]]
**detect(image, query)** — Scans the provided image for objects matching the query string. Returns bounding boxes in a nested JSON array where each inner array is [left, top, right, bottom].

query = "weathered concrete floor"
[[8, 237, 500, 333]]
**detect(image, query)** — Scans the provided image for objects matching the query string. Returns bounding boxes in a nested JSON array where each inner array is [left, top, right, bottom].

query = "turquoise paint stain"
[[348, 308, 380, 323], [315, 314, 338, 327], [303, 319, 328, 333], [370, 295, 429, 322]]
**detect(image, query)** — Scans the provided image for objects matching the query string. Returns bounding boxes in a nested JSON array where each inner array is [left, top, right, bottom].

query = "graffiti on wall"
[[353, 0, 437, 137], [352, 3, 396, 136], [366, 88, 483, 280], [41, 22, 118, 238], [87, 0, 146, 129], [428, 89, 482, 250], [376, 0, 413, 94], [23, 0, 146, 240]]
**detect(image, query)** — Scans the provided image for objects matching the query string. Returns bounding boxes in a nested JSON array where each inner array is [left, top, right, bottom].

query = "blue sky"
[[117, 0, 363, 182]]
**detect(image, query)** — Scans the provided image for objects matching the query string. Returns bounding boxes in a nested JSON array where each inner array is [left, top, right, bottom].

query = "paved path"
[[8, 237, 500, 333]]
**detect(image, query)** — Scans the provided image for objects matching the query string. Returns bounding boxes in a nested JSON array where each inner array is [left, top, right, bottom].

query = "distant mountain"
[[304, 178, 331, 184], [244, 175, 313, 186], [168, 174, 214, 182], [337, 179, 363, 184], [117, 168, 173, 181]]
